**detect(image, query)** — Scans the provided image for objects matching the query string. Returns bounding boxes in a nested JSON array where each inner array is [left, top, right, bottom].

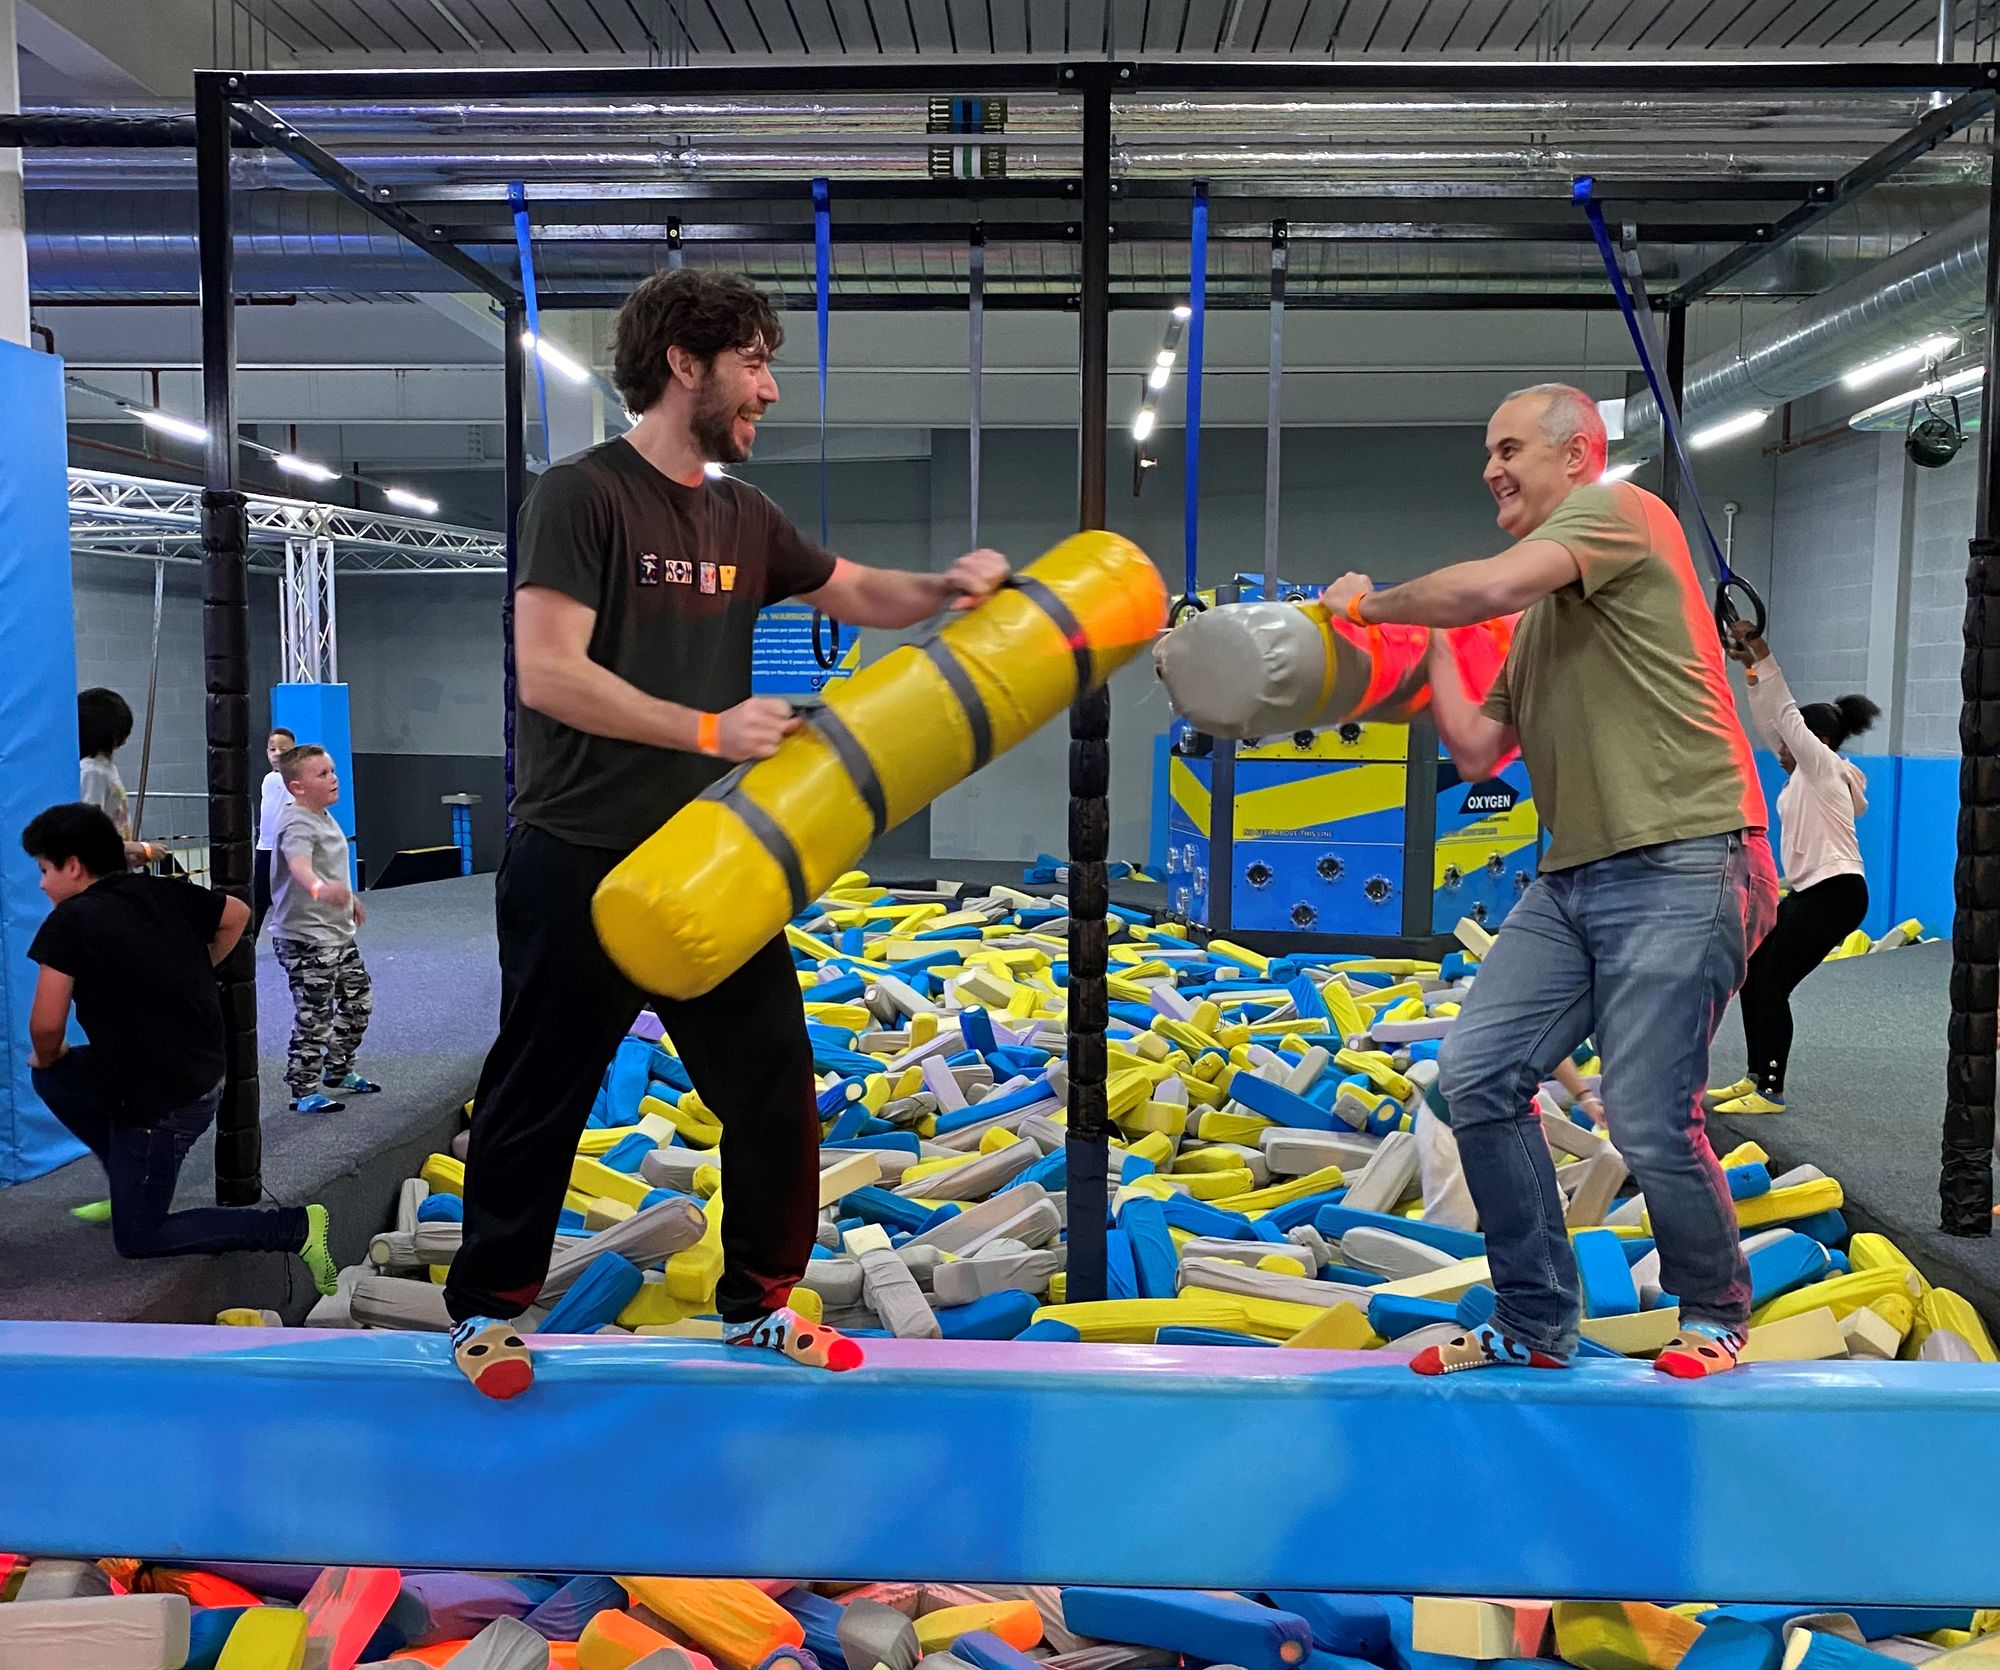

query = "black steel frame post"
[[1064, 62, 1114, 1308], [1659, 304, 1689, 515], [196, 73, 259, 1207], [503, 302, 526, 816], [1939, 133, 2000, 1234]]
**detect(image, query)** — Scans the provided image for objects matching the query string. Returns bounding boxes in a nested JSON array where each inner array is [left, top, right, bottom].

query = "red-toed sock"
[[723, 1306, 864, 1372]]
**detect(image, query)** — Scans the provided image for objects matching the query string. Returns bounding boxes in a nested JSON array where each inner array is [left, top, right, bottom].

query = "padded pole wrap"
[[595, 532, 1166, 999], [1942, 532, 2000, 1231], [1153, 597, 1514, 739]]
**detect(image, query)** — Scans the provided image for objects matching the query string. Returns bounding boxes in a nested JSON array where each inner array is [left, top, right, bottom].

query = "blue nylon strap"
[[508, 181, 551, 461], [1573, 176, 1763, 634], [1184, 180, 1209, 601], [812, 177, 842, 671]]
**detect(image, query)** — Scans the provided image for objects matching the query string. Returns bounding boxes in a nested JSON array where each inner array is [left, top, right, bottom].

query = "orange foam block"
[[914, 1601, 1045, 1653], [617, 1579, 805, 1670], [579, 1611, 679, 1670]]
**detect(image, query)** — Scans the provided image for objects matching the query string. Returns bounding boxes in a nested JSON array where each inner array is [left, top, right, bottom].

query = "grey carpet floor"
[[0, 876, 498, 1322]]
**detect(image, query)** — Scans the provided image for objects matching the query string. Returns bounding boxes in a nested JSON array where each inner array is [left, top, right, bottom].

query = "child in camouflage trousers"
[[270, 745, 380, 1115]]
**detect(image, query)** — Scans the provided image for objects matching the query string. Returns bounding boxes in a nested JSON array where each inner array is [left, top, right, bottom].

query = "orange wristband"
[[1345, 591, 1371, 627], [696, 712, 722, 757]]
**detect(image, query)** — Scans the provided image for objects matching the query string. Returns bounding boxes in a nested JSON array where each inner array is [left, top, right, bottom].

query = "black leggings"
[[444, 823, 820, 1326], [252, 848, 273, 938], [1738, 871, 1868, 1098]]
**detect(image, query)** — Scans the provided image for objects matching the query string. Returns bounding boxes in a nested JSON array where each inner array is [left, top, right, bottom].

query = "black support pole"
[[1064, 65, 1113, 1306], [1659, 303, 1688, 516], [196, 73, 259, 1207], [503, 301, 526, 816], [1939, 137, 2000, 1235]]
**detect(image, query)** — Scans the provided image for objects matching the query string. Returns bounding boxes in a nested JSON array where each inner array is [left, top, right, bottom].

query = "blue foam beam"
[[1, 1324, 1998, 1601]]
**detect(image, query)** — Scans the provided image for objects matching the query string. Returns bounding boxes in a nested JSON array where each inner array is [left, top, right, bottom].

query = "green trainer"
[[70, 1199, 112, 1224], [300, 1203, 338, 1296]]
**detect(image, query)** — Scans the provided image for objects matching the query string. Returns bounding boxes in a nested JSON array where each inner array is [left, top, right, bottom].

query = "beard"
[[691, 374, 756, 465]]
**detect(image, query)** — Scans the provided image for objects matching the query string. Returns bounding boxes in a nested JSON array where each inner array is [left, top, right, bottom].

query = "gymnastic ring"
[[1714, 575, 1768, 640], [1167, 593, 1207, 628]]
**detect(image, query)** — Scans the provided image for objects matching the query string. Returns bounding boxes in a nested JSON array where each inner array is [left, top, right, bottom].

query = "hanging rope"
[[1263, 221, 1286, 600], [1574, 176, 1765, 637], [969, 227, 985, 551], [810, 176, 842, 672], [508, 182, 551, 463], [1166, 180, 1210, 629]]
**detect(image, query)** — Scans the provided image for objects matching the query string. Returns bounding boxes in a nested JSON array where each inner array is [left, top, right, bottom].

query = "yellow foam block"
[[692, 1164, 722, 1200], [1848, 1231, 1932, 1298], [818, 1150, 883, 1207], [661, 1194, 725, 1303], [585, 1197, 636, 1231], [1320, 983, 1369, 1041], [891, 1065, 925, 1099], [1907, 1287, 2000, 1362], [618, 1578, 805, 1670], [1037, 1289, 1322, 1342], [914, 1601, 1044, 1654], [804, 1002, 874, 1030], [910, 1013, 940, 1045], [1867, 1290, 1917, 1337], [616, 1277, 702, 1329], [1175, 1147, 1252, 1176], [1749, 1265, 1921, 1329], [1370, 1257, 1493, 1303], [216, 1607, 309, 1670], [1207, 938, 1272, 972], [1415, 1599, 1552, 1661], [1195, 1109, 1273, 1143], [1579, 1307, 1682, 1357], [1118, 1100, 1190, 1138], [1335, 1048, 1413, 1100], [1717, 1141, 1768, 1169], [1281, 1301, 1381, 1351], [419, 1153, 464, 1197], [1738, 1306, 1846, 1364], [571, 1154, 652, 1212], [1212, 1164, 1348, 1216], [1167, 1166, 1258, 1200], [575, 1123, 646, 1158], [1108, 1070, 1153, 1120], [978, 1126, 1021, 1155], [1155, 1017, 1223, 1055], [641, 1093, 721, 1146], [1251, 1253, 1311, 1276], [1552, 1602, 1703, 1670]]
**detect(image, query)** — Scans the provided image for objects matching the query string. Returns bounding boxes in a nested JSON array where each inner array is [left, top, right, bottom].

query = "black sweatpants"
[[1738, 871, 1869, 1098], [252, 848, 273, 938], [444, 821, 820, 1326]]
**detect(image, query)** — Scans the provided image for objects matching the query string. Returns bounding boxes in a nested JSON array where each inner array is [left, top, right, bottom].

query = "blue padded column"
[[0, 341, 87, 1183], [270, 684, 358, 884]]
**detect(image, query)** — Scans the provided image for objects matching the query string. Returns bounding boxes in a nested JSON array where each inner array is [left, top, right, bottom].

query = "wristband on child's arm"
[[1346, 591, 1371, 627], [696, 712, 723, 757]]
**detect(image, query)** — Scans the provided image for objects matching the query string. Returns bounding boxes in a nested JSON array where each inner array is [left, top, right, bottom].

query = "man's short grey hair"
[[1506, 383, 1609, 474]]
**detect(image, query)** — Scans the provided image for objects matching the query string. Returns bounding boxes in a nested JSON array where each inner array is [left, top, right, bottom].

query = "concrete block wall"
[[1907, 454, 1976, 757], [1765, 430, 1882, 696]]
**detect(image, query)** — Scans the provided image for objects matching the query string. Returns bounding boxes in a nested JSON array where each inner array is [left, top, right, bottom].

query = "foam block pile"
[[1829, 919, 1930, 961], [6, 1561, 2000, 1670], [304, 875, 1990, 1365]]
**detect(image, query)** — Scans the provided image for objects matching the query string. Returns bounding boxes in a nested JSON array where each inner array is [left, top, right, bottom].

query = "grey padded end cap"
[[1151, 601, 1331, 740], [839, 1601, 921, 1670]]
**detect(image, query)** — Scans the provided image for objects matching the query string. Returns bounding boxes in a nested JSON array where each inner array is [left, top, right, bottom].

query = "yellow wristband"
[[696, 712, 722, 757], [1345, 591, 1371, 627]]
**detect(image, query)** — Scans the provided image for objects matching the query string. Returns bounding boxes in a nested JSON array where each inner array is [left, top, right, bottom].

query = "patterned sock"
[[450, 1316, 534, 1400], [299, 1204, 338, 1297], [1655, 1320, 1748, 1379], [1409, 1320, 1568, 1377], [722, 1306, 863, 1372]]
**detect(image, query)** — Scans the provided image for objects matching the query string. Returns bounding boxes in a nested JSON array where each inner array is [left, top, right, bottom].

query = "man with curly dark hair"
[[444, 268, 1011, 1398]]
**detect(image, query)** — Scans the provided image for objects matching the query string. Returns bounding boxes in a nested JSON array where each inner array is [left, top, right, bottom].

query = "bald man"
[[1323, 383, 1777, 1380]]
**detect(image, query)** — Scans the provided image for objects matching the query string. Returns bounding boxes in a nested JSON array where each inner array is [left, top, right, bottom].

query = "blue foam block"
[[598, 1132, 656, 1175], [936, 1291, 1038, 1340], [1699, 1607, 1975, 1639], [1620, 1238, 1657, 1266], [1156, 1327, 1279, 1348], [1726, 1162, 1773, 1200], [1574, 1228, 1639, 1318], [960, 1006, 999, 1055], [1262, 1594, 1390, 1658], [953, 1630, 1047, 1670], [522, 1574, 628, 1642], [843, 1187, 932, 1234], [1366, 1295, 1459, 1339], [811, 974, 866, 1004], [1119, 1196, 1181, 1300], [1669, 1619, 1784, 1670], [417, 1194, 464, 1224], [1289, 974, 1334, 1031], [1060, 1588, 1311, 1670], [825, 1134, 922, 1156], [557, 1208, 588, 1236], [1164, 1196, 1262, 1240], [1012, 1319, 1079, 1342], [779, 1589, 851, 1670], [1316, 1206, 1483, 1259], [1107, 1229, 1139, 1299], [539, 1252, 644, 1335], [186, 1607, 250, 1670], [1230, 1073, 1340, 1132], [1746, 1231, 1832, 1308], [1784, 1208, 1851, 1247], [1262, 1190, 1350, 1234]]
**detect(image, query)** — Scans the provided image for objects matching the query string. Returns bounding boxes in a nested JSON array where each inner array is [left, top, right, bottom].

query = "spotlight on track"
[[1132, 407, 1157, 443], [385, 487, 439, 515], [275, 453, 339, 483], [136, 409, 208, 445]]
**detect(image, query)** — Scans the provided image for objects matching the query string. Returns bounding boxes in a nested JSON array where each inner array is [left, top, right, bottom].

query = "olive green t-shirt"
[[1481, 481, 1764, 872]]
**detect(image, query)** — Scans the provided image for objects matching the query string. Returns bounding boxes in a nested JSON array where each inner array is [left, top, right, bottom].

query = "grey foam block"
[[1561, 1149, 1631, 1229], [1281, 1044, 1332, 1094], [1605, 1192, 1649, 1228], [396, 1177, 429, 1235], [858, 1248, 943, 1339], [892, 1137, 1039, 1202], [799, 1256, 865, 1310], [1771, 1163, 1830, 1189], [1920, 1329, 1981, 1362], [838, 1599, 921, 1670], [305, 1264, 364, 1329], [352, 1273, 454, 1332], [902, 1186, 1058, 1256], [1044, 1650, 1178, 1670], [368, 1229, 424, 1271], [1340, 1129, 1420, 1215], [542, 1196, 705, 1298], [1261, 1129, 1381, 1177], [931, 1246, 1064, 1306], [448, 1617, 553, 1670], [1176, 1236, 1316, 1272], [899, 1244, 945, 1287], [1630, 1247, 1665, 1308], [1537, 1097, 1616, 1163], [1368, 1016, 1454, 1043], [16, 1559, 114, 1601], [931, 1099, 1063, 1154], [1286, 1225, 1335, 1270], [1339, 1225, 1457, 1279], [1178, 1256, 1374, 1310], [0, 1595, 190, 1670], [1018, 1114, 1069, 1154], [639, 1148, 709, 1192], [1391, 1322, 1466, 1354], [452, 1128, 471, 1161], [816, 1216, 841, 1250]]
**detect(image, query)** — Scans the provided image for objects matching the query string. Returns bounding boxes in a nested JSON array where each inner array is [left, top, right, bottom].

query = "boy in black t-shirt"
[[22, 803, 338, 1291]]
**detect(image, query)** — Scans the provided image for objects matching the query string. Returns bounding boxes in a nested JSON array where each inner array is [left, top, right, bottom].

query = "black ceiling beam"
[[532, 287, 1618, 312], [1123, 58, 1992, 94], [220, 63, 1075, 100], [1666, 79, 1999, 304]]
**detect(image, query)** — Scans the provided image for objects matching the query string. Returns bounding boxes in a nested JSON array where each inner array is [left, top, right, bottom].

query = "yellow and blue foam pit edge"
[[419, 1153, 465, 1197], [1550, 1602, 1704, 1670]]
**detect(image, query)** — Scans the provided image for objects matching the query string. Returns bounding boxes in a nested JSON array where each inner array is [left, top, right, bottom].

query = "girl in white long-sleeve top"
[[1709, 623, 1879, 1114]]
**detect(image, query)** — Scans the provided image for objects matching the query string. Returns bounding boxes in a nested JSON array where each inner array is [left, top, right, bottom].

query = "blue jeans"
[[1436, 830, 1779, 1358], [33, 1047, 307, 1260]]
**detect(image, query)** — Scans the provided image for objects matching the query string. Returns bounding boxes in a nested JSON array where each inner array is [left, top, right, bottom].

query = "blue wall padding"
[[953, 1632, 1047, 1670], [1315, 1206, 1483, 1259], [1891, 756, 1953, 940], [186, 1607, 250, 1670], [936, 1291, 1037, 1340], [10, 1323, 2000, 1599], [1120, 1196, 1180, 1299], [1574, 1229, 1639, 1319], [779, 1589, 851, 1670], [1726, 1163, 1772, 1201], [539, 1252, 643, 1334], [1060, 1588, 1311, 1670], [1746, 1232, 1831, 1308], [1230, 1072, 1340, 1131], [523, 1575, 627, 1642], [1262, 1594, 1390, 1658], [269, 683, 358, 875], [0, 343, 85, 1185]]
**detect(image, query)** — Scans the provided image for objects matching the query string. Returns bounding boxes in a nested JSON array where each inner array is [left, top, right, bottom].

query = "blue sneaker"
[[323, 1072, 381, 1094], [290, 1092, 345, 1115]]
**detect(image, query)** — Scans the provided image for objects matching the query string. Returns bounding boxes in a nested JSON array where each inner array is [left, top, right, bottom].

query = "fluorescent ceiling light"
[[1841, 334, 1959, 391], [1601, 460, 1643, 483], [1171, 303, 1192, 321], [1689, 409, 1768, 450], [1155, 349, 1177, 368], [385, 486, 438, 515], [1596, 397, 1626, 441], [136, 409, 207, 444], [275, 453, 338, 482], [1132, 408, 1157, 442], [1147, 362, 1173, 391], [1848, 363, 1984, 428], [520, 331, 590, 385]]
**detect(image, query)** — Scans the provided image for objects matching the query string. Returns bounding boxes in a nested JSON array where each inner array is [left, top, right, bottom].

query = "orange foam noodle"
[[137, 1566, 266, 1610]]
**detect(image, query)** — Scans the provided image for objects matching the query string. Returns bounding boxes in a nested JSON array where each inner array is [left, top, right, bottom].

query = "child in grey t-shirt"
[[270, 744, 379, 1114]]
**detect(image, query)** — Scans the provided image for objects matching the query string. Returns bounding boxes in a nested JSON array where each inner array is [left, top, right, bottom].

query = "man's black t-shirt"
[[510, 436, 839, 851], [28, 873, 227, 1122]]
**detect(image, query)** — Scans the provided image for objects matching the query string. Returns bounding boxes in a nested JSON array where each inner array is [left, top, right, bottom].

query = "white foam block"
[[0, 1595, 190, 1669]]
